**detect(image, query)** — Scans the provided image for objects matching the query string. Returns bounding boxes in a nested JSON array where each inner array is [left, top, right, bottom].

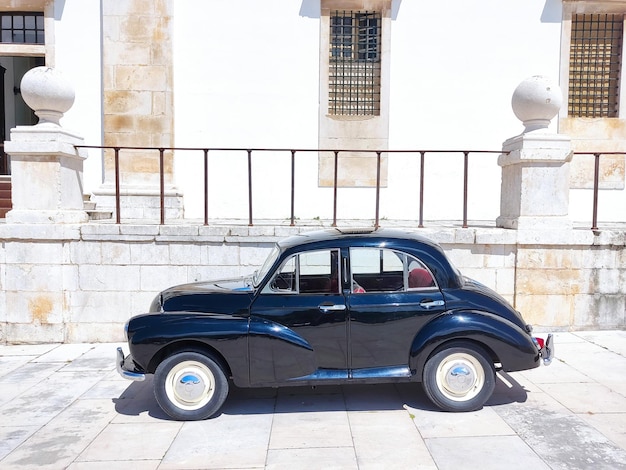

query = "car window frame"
[[261, 248, 341, 295], [349, 247, 437, 293]]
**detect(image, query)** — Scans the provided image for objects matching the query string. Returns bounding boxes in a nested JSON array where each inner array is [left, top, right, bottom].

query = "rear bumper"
[[116, 347, 146, 381], [535, 333, 554, 366]]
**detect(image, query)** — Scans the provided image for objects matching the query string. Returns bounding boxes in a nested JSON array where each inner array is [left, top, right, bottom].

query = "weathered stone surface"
[[0, 222, 624, 343]]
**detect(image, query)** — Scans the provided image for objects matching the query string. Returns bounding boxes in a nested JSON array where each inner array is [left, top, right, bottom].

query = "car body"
[[117, 228, 553, 420]]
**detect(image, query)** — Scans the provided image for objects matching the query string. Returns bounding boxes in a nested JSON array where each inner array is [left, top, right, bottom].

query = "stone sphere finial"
[[20, 66, 75, 127], [511, 75, 562, 133]]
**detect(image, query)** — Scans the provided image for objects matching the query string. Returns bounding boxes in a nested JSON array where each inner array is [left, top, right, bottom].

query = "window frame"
[[567, 13, 623, 118], [263, 249, 341, 295], [349, 247, 436, 293], [560, 2, 626, 120], [328, 9, 382, 116], [1, 12, 45, 45]]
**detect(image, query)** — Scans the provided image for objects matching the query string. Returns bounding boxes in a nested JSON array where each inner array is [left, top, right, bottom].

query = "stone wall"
[[0, 222, 624, 344]]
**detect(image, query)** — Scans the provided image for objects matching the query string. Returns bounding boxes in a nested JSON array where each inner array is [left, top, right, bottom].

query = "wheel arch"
[[424, 338, 499, 372], [147, 340, 232, 379]]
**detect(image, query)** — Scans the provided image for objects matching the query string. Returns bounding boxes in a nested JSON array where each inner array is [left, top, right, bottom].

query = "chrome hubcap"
[[165, 361, 215, 410], [435, 352, 485, 402]]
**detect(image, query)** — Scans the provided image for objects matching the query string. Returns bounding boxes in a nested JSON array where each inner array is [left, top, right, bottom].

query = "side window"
[[350, 248, 404, 292], [265, 249, 339, 294], [350, 248, 435, 292], [407, 255, 435, 290], [270, 256, 296, 292]]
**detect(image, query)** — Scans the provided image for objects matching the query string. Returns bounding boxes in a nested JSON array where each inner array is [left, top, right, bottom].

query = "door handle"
[[319, 303, 346, 313], [420, 299, 445, 308]]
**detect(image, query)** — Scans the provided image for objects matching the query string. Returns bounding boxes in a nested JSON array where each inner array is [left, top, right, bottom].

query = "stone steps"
[[83, 194, 113, 221], [0, 179, 12, 218]]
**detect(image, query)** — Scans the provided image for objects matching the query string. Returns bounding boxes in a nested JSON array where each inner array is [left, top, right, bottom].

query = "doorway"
[[1, 55, 42, 175]]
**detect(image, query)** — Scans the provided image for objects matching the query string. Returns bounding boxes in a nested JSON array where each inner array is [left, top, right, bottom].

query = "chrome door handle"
[[420, 299, 445, 308], [319, 303, 346, 313]]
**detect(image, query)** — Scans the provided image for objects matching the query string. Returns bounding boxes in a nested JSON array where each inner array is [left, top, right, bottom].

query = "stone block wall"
[[0, 223, 624, 344]]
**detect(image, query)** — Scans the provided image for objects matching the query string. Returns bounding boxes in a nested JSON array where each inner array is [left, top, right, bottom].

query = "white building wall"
[[42, 0, 624, 225], [171, 0, 573, 223], [52, 0, 103, 193]]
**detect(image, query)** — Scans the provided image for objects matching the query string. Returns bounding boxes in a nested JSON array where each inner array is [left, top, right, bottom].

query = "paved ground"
[[0, 331, 625, 470]]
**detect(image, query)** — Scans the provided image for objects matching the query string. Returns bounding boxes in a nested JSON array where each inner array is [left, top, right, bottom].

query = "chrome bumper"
[[539, 333, 554, 366], [116, 347, 146, 381]]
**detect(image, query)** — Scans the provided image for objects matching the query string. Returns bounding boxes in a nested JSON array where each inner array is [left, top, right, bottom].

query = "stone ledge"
[[0, 220, 623, 246], [0, 224, 82, 241]]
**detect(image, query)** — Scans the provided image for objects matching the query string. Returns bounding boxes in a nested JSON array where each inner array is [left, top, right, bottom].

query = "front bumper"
[[535, 334, 554, 366], [116, 347, 146, 381]]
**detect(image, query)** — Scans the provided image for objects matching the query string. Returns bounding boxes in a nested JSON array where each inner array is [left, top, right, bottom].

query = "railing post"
[[332, 150, 339, 227], [592, 153, 600, 231], [203, 149, 209, 226], [375, 151, 381, 229], [114, 147, 121, 224], [159, 148, 165, 224], [290, 150, 296, 226], [247, 149, 253, 226], [419, 151, 425, 228], [463, 151, 469, 228]]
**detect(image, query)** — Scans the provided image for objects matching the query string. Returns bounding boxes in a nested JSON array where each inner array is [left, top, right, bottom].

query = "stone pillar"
[[92, 0, 183, 220], [4, 67, 89, 224], [496, 76, 573, 230]]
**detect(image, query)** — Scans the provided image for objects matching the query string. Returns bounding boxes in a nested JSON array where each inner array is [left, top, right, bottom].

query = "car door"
[[249, 248, 348, 384], [347, 247, 446, 373]]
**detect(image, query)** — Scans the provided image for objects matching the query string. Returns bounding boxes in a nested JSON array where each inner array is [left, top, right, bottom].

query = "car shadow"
[[488, 371, 530, 406], [113, 371, 528, 420]]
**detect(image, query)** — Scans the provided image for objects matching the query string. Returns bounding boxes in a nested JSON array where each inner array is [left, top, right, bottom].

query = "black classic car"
[[117, 228, 553, 420]]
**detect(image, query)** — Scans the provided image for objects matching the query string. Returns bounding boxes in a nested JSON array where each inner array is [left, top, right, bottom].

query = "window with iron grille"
[[329, 10, 381, 116], [568, 14, 623, 117], [0, 12, 44, 44]]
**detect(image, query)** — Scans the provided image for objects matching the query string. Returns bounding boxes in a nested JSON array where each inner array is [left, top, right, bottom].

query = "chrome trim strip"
[[351, 366, 412, 379]]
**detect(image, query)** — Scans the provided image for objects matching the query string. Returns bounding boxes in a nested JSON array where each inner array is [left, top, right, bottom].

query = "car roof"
[[277, 228, 441, 252], [273, 228, 462, 289]]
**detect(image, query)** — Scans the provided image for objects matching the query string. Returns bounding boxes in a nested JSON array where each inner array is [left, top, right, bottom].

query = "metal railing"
[[74, 145, 621, 230], [574, 151, 626, 231]]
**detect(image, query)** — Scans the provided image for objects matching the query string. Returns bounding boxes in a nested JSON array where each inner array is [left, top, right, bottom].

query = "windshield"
[[253, 244, 281, 287]]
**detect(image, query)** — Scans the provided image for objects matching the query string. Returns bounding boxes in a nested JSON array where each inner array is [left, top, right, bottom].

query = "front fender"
[[127, 312, 249, 383], [410, 310, 540, 376]]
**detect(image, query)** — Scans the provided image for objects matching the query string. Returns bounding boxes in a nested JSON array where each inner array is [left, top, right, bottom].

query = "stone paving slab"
[[0, 331, 625, 469]]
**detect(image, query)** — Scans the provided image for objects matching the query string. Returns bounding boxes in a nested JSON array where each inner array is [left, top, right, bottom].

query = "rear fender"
[[409, 310, 540, 376]]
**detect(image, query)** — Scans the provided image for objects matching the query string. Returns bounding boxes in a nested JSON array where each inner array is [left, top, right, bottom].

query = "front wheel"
[[154, 351, 229, 420], [422, 342, 495, 412]]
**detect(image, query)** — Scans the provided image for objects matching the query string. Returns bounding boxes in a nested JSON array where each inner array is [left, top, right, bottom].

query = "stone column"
[[4, 67, 89, 224], [91, 0, 183, 220], [496, 76, 573, 230]]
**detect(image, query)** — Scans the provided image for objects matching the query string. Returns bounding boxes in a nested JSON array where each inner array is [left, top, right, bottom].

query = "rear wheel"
[[422, 342, 495, 412], [154, 351, 229, 420]]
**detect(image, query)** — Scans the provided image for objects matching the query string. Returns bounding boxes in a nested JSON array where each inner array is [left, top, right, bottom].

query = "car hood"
[[158, 277, 255, 314], [164, 277, 254, 295]]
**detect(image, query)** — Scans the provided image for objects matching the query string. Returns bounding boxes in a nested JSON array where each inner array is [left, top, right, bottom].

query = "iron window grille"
[[0, 12, 44, 44], [329, 10, 381, 116], [569, 13, 623, 118]]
